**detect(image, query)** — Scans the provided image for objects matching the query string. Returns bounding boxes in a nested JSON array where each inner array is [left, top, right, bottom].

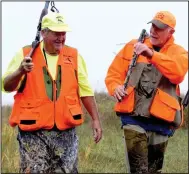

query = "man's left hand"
[[134, 42, 153, 58], [91, 119, 102, 143]]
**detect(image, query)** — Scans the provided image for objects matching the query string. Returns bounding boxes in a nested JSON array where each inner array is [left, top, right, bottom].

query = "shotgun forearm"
[[182, 90, 189, 109], [28, 1, 50, 58], [123, 29, 148, 90]]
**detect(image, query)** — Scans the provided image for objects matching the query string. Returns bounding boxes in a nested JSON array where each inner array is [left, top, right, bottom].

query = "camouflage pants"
[[123, 125, 168, 174], [17, 127, 78, 173]]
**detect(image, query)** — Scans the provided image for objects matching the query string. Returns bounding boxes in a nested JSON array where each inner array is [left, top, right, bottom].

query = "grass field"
[[1, 93, 188, 173]]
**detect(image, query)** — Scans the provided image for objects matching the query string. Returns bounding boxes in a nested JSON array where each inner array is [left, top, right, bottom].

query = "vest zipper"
[[53, 80, 57, 101], [53, 80, 57, 126], [43, 48, 59, 128]]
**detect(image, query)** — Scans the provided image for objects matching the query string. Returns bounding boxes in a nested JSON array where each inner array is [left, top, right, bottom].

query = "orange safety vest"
[[105, 36, 188, 128], [9, 44, 84, 131]]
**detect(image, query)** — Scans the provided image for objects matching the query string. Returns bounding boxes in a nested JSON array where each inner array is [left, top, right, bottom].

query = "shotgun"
[[182, 90, 189, 109], [27, 1, 50, 58], [123, 29, 148, 90], [118, 29, 148, 102]]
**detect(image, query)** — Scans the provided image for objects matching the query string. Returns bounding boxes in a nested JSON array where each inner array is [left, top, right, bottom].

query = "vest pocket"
[[150, 88, 181, 123], [18, 99, 41, 131], [114, 86, 135, 113], [19, 111, 40, 131], [65, 96, 83, 126], [70, 107, 82, 121]]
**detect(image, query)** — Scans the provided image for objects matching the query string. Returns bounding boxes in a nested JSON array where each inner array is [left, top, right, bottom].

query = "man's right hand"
[[18, 56, 34, 74], [113, 85, 127, 102], [3, 57, 34, 92]]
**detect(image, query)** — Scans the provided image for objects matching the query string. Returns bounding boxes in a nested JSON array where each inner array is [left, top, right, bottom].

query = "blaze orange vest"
[[9, 44, 84, 131], [105, 37, 185, 128]]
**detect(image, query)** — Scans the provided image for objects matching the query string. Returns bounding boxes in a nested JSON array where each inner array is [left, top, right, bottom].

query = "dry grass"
[[1, 92, 188, 173]]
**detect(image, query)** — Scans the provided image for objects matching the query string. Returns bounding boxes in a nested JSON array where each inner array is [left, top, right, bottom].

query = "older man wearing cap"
[[2, 12, 102, 173], [105, 11, 188, 173]]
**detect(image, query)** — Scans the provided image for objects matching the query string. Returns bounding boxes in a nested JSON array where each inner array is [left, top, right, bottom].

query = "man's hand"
[[91, 119, 102, 143], [134, 42, 153, 58], [18, 56, 34, 74], [114, 85, 127, 102], [80, 96, 102, 143]]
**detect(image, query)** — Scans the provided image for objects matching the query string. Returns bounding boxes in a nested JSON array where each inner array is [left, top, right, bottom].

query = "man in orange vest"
[[2, 12, 102, 173], [105, 11, 188, 173]]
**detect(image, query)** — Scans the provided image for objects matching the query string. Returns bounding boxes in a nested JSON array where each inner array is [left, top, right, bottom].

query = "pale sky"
[[2, 2, 188, 105]]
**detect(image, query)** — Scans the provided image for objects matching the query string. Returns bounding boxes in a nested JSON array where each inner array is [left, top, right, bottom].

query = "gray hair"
[[41, 28, 50, 33]]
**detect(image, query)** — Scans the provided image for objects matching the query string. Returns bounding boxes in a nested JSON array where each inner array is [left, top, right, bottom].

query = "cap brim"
[[47, 25, 71, 32], [147, 19, 168, 29]]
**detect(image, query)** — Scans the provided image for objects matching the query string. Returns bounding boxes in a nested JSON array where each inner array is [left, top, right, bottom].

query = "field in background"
[[1, 92, 188, 173]]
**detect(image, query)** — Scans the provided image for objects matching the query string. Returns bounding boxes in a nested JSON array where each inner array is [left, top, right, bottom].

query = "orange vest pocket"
[[114, 86, 135, 113], [65, 96, 84, 126], [19, 110, 40, 131], [18, 99, 42, 131], [18, 99, 53, 131], [69, 106, 83, 123], [150, 88, 181, 122], [66, 106, 83, 126]]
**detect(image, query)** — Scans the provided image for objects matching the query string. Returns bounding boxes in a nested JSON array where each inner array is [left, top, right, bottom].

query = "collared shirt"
[[2, 42, 94, 97]]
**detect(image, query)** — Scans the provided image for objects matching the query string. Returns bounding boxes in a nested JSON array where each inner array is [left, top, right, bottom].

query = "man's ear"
[[41, 29, 49, 38], [41, 30, 45, 38], [170, 28, 175, 35]]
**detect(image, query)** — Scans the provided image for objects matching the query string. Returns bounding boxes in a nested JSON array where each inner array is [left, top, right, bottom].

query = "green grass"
[[1, 92, 188, 173]]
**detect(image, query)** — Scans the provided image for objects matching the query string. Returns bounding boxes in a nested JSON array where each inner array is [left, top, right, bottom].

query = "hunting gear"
[[123, 29, 148, 91], [2, 2, 102, 173], [182, 90, 189, 109], [105, 11, 188, 173], [28, 1, 50, 58]]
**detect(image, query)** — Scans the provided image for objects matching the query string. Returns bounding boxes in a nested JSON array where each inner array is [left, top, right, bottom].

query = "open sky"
[[2, 2, 188, 105]]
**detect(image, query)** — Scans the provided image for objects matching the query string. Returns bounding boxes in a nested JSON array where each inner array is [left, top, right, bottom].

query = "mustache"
[[54, 39, 65, 43], [150, 31, 159, 38], [150, 35, 158, 39]]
